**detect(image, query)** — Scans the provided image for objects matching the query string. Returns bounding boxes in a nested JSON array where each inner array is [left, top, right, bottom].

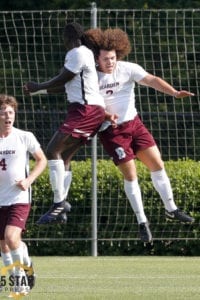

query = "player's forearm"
[[24, 67, 75, 94], [38, 68, 75, 90], [146, 76, 178, 96], [28, 153, 47, 185], [23, 79, 63, 95], [144, 75, 194, 98], [139, 74, 194, 98], [16, 158, 47, 191], [39, 76, 66, 90], [28, 159, 47, 185]]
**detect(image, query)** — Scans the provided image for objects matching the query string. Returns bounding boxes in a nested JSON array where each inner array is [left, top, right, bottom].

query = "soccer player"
[[85, 28, 195, 243], [23, 22, 106, 225], [0, 94, 47, 294]]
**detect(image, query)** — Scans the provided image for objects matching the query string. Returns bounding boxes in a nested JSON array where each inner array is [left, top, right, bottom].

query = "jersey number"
[[106, 90, 113, 95], [0, 158, 7, 170]]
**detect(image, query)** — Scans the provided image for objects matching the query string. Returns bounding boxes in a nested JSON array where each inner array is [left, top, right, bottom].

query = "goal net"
[[0, 8, 199, 247]]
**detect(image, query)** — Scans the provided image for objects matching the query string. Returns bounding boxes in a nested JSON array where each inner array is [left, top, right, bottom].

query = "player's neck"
[[0, 127, 13, 137]]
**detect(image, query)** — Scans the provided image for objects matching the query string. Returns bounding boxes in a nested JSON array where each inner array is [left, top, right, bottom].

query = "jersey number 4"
[[0, 158, 7, 170]]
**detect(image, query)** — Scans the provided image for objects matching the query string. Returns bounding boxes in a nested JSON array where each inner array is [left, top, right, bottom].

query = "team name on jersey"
[[0, 150, 16, 155], [99, 82, 119, 90]]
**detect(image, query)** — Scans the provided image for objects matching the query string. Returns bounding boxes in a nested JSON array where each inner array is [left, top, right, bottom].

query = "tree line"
[[0, 0, 200, 11]]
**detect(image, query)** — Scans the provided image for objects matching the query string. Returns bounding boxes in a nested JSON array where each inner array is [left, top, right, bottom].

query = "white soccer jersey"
[[64, 45, 105, 108], [98, 61, 148, 125], [0, 127, 40, 206]]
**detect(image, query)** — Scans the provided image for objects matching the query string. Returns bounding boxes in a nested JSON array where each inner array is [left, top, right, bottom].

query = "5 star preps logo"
[[0, 261, 33, 299]]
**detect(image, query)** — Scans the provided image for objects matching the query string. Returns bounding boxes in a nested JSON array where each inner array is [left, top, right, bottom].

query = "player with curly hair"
[[85, 27, 195, 244]]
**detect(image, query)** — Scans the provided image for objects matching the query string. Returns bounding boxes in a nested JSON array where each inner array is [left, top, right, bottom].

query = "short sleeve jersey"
[[0, 127, 40, 205], [64, 45, 105, 108], [98, 61, 148, 124]]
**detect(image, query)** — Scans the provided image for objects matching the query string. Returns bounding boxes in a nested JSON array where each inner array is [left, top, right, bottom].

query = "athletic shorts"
[[0, 204, 31, 240], [98, 115, 156, 165], [59, 103, 105, 142]]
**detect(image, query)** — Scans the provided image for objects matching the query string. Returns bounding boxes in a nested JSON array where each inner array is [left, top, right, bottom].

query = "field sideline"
[[1, 256, 200, 300]]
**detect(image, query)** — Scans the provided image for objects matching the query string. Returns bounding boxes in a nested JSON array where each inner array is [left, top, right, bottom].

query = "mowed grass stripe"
[[1, 256, 200, 300]]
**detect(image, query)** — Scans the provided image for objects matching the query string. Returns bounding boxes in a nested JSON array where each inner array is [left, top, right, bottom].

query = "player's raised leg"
[[151, 168, 194, 223], [36, 133, 81, 225], [36, 158, 72, 225]]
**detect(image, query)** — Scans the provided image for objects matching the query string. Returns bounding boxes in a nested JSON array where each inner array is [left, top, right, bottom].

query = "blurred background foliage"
[[0, 0, 200, 11]]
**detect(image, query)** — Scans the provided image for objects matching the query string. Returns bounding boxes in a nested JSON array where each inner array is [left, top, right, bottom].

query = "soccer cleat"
[[12, 268, 30, 296], [25, 262, 36, 290], [36, 201, 71, 225], [139, 222, 153, 243], [165, 209, 194, 223], [13, 285, 30, 295]]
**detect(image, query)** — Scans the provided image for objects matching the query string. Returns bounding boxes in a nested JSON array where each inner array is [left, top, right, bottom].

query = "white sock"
[[11, 245, 27, 279], [1, 251, 14, 275], [10, 245, 31, 288], [63, 171, 72, 200], [124, 179, 147, 224], [1, 251, 13, 266], [10, 244, 24, 265], [48, 159, 65, 203], [21, 242, 31, 267], [151, 169, 177, 212]]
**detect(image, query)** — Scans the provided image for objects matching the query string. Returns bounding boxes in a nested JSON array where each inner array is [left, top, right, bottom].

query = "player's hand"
[[15, 178, 31, 191], [23, 82, 40, 94], [110, 114, 119, 128], [105, 112, 118, 128], [174, 90, 195, 98]]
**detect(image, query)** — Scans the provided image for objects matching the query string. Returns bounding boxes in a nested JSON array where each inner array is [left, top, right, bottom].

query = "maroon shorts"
[[0, 204, 31, 240], [59, 103, 105, 142], [98, 115, 156, 165]]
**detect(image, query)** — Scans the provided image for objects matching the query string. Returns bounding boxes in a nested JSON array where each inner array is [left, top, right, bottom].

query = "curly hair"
[[85, 28, 131, 60], [85, 28, 104, 57]]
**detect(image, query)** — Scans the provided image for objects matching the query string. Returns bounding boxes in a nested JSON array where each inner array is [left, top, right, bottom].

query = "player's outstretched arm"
[[23, 67, 75, 95], [139, 74, 195, 98]]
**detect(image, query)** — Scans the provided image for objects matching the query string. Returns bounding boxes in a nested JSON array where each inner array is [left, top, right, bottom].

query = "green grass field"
[[1, 256, 200, 300]]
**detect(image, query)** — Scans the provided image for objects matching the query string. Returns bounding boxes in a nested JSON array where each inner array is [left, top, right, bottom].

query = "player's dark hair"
[[63, 22, 89, 46], [0, 94, 18, 111], [85, 28, 131, 60]]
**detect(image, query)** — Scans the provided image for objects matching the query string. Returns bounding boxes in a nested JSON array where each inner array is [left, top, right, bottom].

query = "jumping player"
[[23, 23, 107, 225], [85, 27, 195, 243]]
